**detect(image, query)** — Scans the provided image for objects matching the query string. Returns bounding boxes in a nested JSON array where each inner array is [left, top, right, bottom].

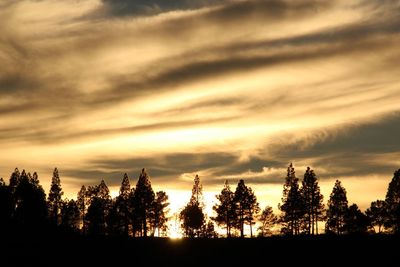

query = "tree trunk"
[[250, 221, 253, 238], [240, 213, 244, 238]]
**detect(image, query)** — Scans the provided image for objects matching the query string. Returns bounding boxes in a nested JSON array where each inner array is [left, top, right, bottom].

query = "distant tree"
[[149, 191, 170, 237], [300, 167, 324, 235], [60, 199, 80, 230], [258, 206, 277, 237], [279, 163, 304, 235], [133, 168, 155, 237], [0, 178, 13, 229], [14, 170, 48, 229], [212, 180, 237, 237], [190, 174, 203, 205], [366, 200, 387, 233], [344, 204, 369, 234], [76, 185, 88, 233], [180, 174, 205, 237], [48, 168, 63, 225], [200, 221, 218, 238], [326, 180, 348, 235], [384, 169, 400, 233], [234, 179, 260, 238]]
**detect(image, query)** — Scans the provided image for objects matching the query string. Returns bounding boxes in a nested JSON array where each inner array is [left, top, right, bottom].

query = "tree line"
[[1, 164, 400, 237]]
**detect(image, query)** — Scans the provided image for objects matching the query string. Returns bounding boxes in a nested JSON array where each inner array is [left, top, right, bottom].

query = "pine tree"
[[133, 168, 155, 237], [200, 221, 218, 238], [326, 180, 348, 235], [180, 174, 205, 237], [366, 200, 387, 233], [0, 178, 13, 229], [234, 179, 260, 237], [258, 206, 277, 237], [48, 168, 63, 225], [14, 170, 48, 229], [77, 185, 87, 233], [60, 199, 80, 230], [190, 174, 203, 206], [279, 163, 304, 235], [113, 173, 131, 236], [9, 168, 20, 193], [85, 180, 112, 235], [212, 180, 237, 237], [344, 203, 369, 234], [149, 191, 170, 237], [300, 167, 324, 235], [384, 169, 400, 233]]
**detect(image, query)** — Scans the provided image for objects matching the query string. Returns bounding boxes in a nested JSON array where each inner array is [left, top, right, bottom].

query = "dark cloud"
[[101, 0, 227, 16], [268, 112, 400, 178]]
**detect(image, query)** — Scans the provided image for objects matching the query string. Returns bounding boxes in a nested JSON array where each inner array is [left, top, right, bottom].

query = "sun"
[[169, 229, 183, 239]]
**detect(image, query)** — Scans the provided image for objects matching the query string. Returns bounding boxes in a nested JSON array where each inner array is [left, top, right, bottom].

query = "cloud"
[[101, 0, 228, 16]]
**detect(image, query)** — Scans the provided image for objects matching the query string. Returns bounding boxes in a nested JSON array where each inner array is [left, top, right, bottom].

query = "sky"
[[1, 0, 400, 224]]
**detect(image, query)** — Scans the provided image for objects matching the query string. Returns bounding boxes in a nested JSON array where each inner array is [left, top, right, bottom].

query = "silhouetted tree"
[[85, 180, 112, 235], [258, 206, 277, 237], [326, 180, 348, 235], [60, 199, 80, 230], [384, 169, 400, 233], [77, 185, 88, 233], [190, 174, 203, 205], [180, 175, 205, 237], [48, 168, 63, 225], [86, 197, 107, 235], [300, 167, 324, 235], [9, 168, 20, 193], [180, 203, 205, 237], [149, 191, 170, 237], [109, 173, 131, 236], [200, 221, 218, 238], [0, 178, 13, 230], [279, 163, 304, 235], [366, 200, 387, 233], [14, 170, 48, 229], [133, 168, 155, 237], [234, 179, 260, 237], [212, 180, 237, 237], [344, 204, 369, 234]]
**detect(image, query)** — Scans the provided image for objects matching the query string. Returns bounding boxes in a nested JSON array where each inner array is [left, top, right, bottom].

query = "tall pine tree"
[[326, 180, 348, 235], [212, 180, 237, 237], [150, 191, 170, 237], [133, 168, 155, 237], [48, 168, 63, 225], [234, 179, 259, 238], [279, 163, 304, 235], [180, 174, 205, 238], [76, 185, 87, 233], [300, 167, 324, 235], [384, 169, 400, 233]]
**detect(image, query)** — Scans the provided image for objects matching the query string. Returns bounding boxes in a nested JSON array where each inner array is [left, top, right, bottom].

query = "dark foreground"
[[1, 233, 398, 266]]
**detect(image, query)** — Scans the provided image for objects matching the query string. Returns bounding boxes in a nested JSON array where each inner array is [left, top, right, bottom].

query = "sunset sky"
[[1, 0, 399, 223]]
